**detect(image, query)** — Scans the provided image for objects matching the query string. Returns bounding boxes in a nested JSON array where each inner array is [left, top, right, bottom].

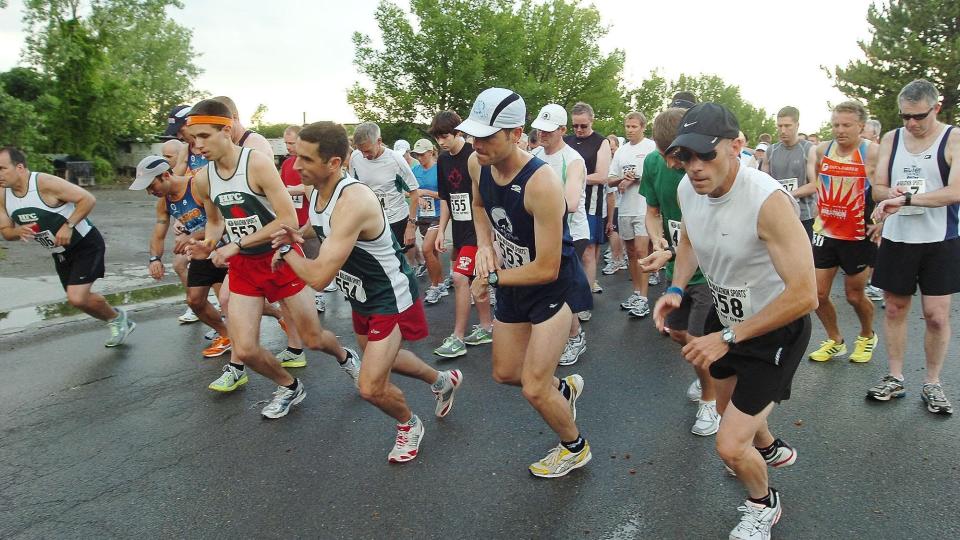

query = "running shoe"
[[415, 264, 427, 278], [866, 375, 905, 401], [433, 369, 463, 417], [463, 325, 493, 345], [865, 284, 884, 302], [808, 339, 846, 362], [577, 310, 592, 322], [434, 335, 467, 358], [277, 349, 307, 368], [388, 416, 424, 463], [564, 374, 584, 420], [341, 347, 361, 387], [601, 260, 620, 275], [848, 333, 877, 363], [687, 379, 702, 402], [424, 286, 443, 305], [178, 307, 199, 324], [603, 248, 612, 263], [691, 401, 720, 436], [315, 293, 326, 313], [628, 297, 650, 318], [559, 330, 586, 367], [647, 271, 661, 286], [323, 282, 338, 292], [442, 275, 453, 289], [208, 364, 248, 392], [529, 442, 592, 478], [105, 309, 136, 347], [617, 257, 628, 271], [202, 336, 232, 358], [592, 281, 603, 294], [204, 328, 219, 341], [261, 380, 306, 419], [921, 383, 953, 414], [725, 439, 797, 477], [729, 488, 781, 540], [620, 292, 642, 310]]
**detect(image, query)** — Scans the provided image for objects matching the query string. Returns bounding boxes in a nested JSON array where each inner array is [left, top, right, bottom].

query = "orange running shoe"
[[278, 318, 289, 336], [202, 336, 232, 358]]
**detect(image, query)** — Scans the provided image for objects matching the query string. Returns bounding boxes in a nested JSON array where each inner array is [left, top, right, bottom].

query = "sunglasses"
[[672, 148, 718, 163], [899, 107, 935, 122], [572, 123, 590, 129]]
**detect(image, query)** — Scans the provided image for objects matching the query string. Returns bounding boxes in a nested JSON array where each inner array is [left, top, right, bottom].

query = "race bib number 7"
[[494, 230, 530, 269], [225, 215, 263, 243], [706, 276, 753, 328], [894, 177, 926, 216], [450, 192, 472, 221], [335, 270, 368, 303]]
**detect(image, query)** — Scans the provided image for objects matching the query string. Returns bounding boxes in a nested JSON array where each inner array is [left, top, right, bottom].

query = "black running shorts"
[[187, 257, 228, 288], [812, 235, 876, 275], [872, 237, 960, 296], [665, 283, 713, 337], [54, 227, 106, 289]]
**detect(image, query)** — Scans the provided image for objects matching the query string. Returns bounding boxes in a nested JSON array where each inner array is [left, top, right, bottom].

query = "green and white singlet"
[[309, 176, 418, 315], [208, 148, 275, 256], [5, 172, 93, 253]]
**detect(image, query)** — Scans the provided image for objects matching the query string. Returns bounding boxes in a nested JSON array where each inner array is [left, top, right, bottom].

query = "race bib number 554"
[[336, 270, 368, 303]]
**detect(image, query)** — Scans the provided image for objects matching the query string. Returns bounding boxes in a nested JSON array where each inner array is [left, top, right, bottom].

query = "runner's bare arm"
[[172, 143, 189, 176], [150, 198, 170, 257], [791, 144, 819, 198], [645, 205, 665, 250], [563, 160, 585, 213], [435, 200, 450, 252], [733, 191, 818, 342], [871, 130, 897, 201], [585, 140, 611, 185], [244, 132, 276, 160], [0, 191, 23, 241], [41, 174, 96, 246], [469, 153, 497, 277], [298, 184, 316, 237]]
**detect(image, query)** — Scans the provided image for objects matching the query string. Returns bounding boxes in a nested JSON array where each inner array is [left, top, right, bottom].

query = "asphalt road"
[[1, 269, 958, 539]]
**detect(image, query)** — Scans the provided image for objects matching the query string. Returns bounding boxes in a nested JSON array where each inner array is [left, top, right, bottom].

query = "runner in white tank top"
[[657, 104, 817, 540]]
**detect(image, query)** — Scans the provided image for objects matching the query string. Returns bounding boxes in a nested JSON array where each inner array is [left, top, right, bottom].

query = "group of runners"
[[1, 77, 957, 539]]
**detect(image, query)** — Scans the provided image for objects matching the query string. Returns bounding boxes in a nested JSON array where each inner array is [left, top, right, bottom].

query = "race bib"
[[779, 177, 799, 192], [374, 190, 387, 210], [894, 177, 926, 216], [706, 276, 754, 328], [335, 270, 368, 303], [225, 215, 263, 243], [668, 219, 682, 247], [812, 233, 825, 247], [419, 197, 436, 214], [34, 230, 65, 253], [290, 194, 304, 209], [450, 192, 472, 221], [494, 229, 530, 269]]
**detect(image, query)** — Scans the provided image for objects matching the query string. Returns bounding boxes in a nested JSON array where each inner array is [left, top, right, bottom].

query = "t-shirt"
[[609, 138, 656, 216], [437, 142, 477, 248], [531, 144, 590, 241], [639, 151, 705, 284], [348, 146, 419, 224], [412, 162, 440, 220], [280, 155, 308, 227], [767, 139, 816, 220]]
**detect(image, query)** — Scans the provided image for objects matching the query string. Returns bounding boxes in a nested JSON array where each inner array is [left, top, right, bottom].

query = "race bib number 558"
[[706, 276, 753, 327]]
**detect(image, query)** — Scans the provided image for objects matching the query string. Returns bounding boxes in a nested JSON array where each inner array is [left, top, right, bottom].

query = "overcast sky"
[[0, 0, 876, 134]]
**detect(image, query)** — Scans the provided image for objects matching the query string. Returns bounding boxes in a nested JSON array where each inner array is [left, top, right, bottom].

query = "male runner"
[[183, 100, 360, 417], [130, 155, 230, 357], [0, 146, 135, 346], [763, 106, 817, 238], [806, 101, 880, 363], [271, 121, 462, 462], [530, 103, 590, 366], [657, 103, 816, 538], [157, 137, 198, 323], [460, 88, 592, 478], [868, 79, 960, 414], [863, 119, 882, 144], [429, 111, 494, 358]]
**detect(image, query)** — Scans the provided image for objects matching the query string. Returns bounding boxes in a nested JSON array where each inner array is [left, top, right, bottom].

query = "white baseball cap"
[[130, 155, 171, 190], [393, 139, 411, 154], [456, 88, 526, 138], [755, 142, 769, 152], [531, 104, 567, 132]]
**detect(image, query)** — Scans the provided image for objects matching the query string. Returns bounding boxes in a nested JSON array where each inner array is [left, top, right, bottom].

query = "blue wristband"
[[666, 286, 684, 297]]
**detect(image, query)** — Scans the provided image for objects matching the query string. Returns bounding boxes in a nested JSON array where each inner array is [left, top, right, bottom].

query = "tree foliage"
[[831, 0, 959, 132]]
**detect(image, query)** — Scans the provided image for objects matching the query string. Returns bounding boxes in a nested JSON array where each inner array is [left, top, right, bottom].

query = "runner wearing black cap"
[[657, 103, 817, 539]]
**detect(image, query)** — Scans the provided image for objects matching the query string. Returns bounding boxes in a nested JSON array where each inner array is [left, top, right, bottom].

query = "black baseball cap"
[[670, 91, 698, 109], [161, 104, 191, 139], [666, 103, 741, 154]]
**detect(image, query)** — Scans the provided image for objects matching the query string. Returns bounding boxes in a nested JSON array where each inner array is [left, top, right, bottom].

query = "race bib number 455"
[[225, 215, 263, 243], [706, 276, 753, 327], [450, 192, 472, 221], [494, 230, 530, 269]]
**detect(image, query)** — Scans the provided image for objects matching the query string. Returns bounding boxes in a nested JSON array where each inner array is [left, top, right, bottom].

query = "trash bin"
[[66, 161, 95, 187]]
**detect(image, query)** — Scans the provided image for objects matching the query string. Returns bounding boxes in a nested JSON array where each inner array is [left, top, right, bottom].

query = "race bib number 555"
[[450, 192, 472, 221], [706, 276, 753, 327]]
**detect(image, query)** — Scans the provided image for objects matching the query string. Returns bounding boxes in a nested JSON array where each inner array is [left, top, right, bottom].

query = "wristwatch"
[[278, 244, 292, 259], [487, 270, 499, 287], [721, 327, 737, 345], [903, 192, 912, 206], [66, 221, 75, 230], [149, 256, 161, 263], [233, 237, 243, 250]]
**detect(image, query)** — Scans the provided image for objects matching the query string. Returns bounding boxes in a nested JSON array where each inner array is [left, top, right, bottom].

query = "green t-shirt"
[[639, 151, 706, 285]]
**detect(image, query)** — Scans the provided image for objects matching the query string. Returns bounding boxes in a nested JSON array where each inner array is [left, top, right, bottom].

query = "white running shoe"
[[178, 307, 199, 324], [620, 292, 642, 310], [204, 328, 219, 341], [601, 260, 620, 275], [558, 330, 586, 366], [687, 379, 702, 402], [388, 416, 424, 463], [628, 297, 650, 318], [647, 271, 661, 286], [691, 401, 721, 436], [577, 310, 592, 322], [564, 374, 584, 420], [260, 380, 306, 419], [433, 369, 463, 418], [729, 489, 782, 540], [340, 348, 361, 387], [424, 286, 443, 305]]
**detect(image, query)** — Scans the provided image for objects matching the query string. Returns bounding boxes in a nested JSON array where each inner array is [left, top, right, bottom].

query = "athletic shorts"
[[800, 218, 814, 241], [389, 218, 410, 248], [812, 235, 876, 275], [705, 312, 811, 416], [573, 239, 589, 259], [417, 218, 439, 238], [664, 283, 712, 337], [872, 237, 960, 296], [54, 228, 106, 289], [452, 245, 477, 277], [352, 299, 428, 342], [495, 257, 592, 324], [586, 215, 607, 245], [228, 248, 306, 303], [611, 208, 619, 233], [618, 214, 648, 241], [187, 257, 228, 288]]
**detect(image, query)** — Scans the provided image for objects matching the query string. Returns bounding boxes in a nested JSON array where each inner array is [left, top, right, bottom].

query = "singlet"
[[565, 132, 607, 217], [531, 145, 590, 242], [5, 172, 93, 253], [309, 176, 418, 315], [237, 130, 253, 148], [679, 165, 799, 328], [348, 146, 419, 224], [208, 148, 276, 256], [768, 139, 816, 220], [412, 162, 440, 220], [882, 125, 957, 243], [437, 142, 477, 247], [187, 144, 208, 173], [479, 157, 577, 270], [814, 139, 872, 241], [165, 177, 207, 234]]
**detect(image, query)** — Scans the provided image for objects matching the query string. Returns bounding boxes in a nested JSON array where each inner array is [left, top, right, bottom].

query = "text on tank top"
[[5, 172, 93, 253], [814, 139, 871, 241], [165, 177, 207, 234], [309, 176, 417, 315], [208, 147, 276, 255]]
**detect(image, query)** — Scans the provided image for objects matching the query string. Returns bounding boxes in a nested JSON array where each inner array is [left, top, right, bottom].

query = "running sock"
[[431, 371, 448, 392], [561, 435, 585, 453], [558, 379, 572, 401], [757, 440, 778, 458], [337, 347, 350, 365], [286, 347, 303, 355], [749, 489, 774, 507], [285, 379, 299, 391], [229, 362, 245, 371]]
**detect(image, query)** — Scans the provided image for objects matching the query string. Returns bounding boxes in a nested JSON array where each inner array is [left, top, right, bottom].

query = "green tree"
[[250, 103, 268, 128], [669, 73, 776, 145], [831, 0, 959, 132], [0, 88, 46, 152], [349, 0, 625, 128]]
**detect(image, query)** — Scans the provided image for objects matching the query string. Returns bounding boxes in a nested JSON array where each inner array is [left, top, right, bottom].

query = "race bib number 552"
[[225, 215, 263, 243], [706, 276, 753, 327]]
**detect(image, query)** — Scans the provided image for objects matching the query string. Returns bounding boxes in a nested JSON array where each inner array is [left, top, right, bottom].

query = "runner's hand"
[[270, 224, 304, 249], [271, 249, 285, 272], [211, 243, 239, 267], [186, 238, 213, 260], [173, 234, 192, 254], [18, 225, 36, 242], [403, 224, 416, 247], [148, 260, 164, 280], [867, 221, 883, 244], [639, 250, 671, 273], [681, 332, 730, 369], [471, 274, 489, 302], [473, 245, 498, 276], [652, 293, 681, 333], [434, 233, 447, 253], [655, 236, 669, 250], [872, 195, 906, 222], [54, 223, 72, 246]]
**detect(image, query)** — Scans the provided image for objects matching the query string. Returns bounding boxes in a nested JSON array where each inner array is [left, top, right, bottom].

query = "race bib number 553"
[[225, 215, 263, 243], [706, 276, 753, 327], [494, 230, 530, 269]]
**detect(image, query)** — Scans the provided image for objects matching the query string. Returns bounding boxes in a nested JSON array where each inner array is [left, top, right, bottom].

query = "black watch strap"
[[149, 256, 161, 263]]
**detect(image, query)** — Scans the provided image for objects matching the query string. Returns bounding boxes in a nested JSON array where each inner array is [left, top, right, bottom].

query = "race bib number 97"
[[779, 178, 799, 192], [225, 215, 263, 243], [450, 192, 472, 221], [706, 276, 753, 327], [336, 270, 368, 303], [494, 230, 530, 269]]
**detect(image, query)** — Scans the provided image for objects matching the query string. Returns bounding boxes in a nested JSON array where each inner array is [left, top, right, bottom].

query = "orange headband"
[[186, 115, 233, 127]]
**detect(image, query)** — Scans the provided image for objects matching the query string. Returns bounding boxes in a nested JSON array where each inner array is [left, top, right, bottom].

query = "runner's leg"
[[814, 267, 842, 342], [227, 293, 294, 386], [65, 283, 118, 321]]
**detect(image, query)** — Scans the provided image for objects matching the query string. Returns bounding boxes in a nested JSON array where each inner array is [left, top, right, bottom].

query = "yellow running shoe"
[[809, 339, 846, 362], [208, 364, 248, 392], [849, 333, 878, 363], [529, 441, 592, 478], [277, 349, 307, 368]]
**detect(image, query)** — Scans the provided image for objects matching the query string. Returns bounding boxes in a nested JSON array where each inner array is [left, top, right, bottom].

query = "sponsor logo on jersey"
[[19, 213, 38, 221], [218, 193, 245, 205]]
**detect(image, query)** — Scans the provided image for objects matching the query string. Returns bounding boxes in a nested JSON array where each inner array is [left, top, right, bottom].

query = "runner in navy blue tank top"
[[458, 87, 592, 478]]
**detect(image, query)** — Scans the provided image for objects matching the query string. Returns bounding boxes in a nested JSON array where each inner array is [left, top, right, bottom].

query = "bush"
[[93, 156, 116, 184]]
